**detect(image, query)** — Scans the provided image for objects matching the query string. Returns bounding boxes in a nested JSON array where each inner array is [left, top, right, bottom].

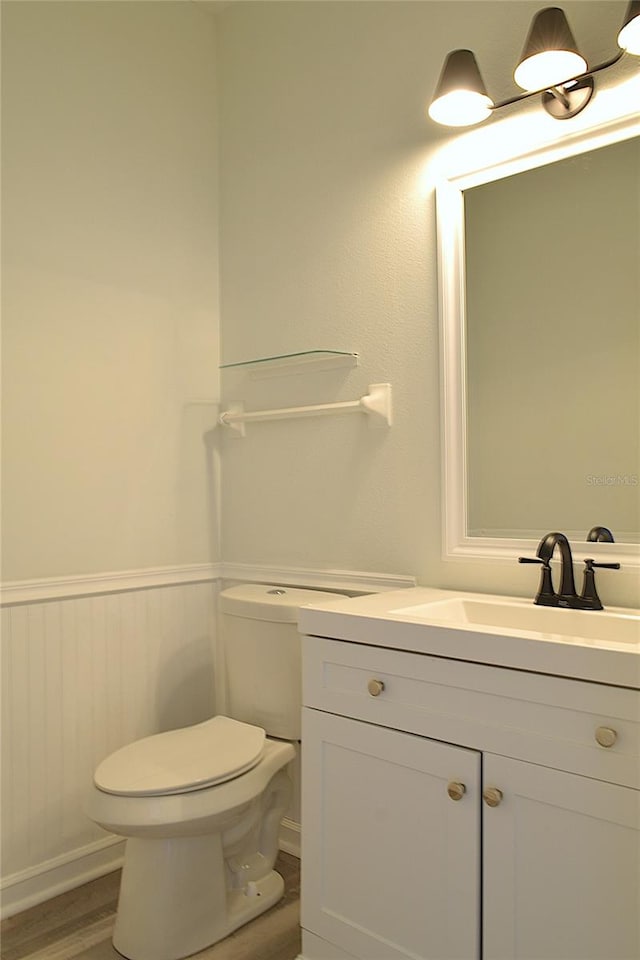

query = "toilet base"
[[87, 738, 295, 960], [226, 868, 285, 935], [113, 832, 285, 960]]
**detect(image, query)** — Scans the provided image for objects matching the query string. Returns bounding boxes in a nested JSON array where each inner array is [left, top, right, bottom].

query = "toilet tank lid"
[[219, 584, 343, 623]]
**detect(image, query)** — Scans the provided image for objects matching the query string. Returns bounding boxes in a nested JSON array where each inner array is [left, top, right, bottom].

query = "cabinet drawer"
[[302, 636, 640, 788]]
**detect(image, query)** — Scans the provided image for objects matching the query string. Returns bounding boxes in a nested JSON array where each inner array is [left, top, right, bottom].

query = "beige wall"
[[1, 1, 220, 580], [216, 0, 638, 607], [2, 1, 637, 607]]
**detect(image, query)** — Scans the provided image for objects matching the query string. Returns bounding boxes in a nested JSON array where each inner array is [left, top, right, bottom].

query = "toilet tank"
[[219, 584, 341, 739]]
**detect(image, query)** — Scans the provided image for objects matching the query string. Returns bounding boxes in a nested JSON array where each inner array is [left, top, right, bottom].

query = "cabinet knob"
[[447, 781, 466, 801], [483, 787, 503, 808], [595, 726, 617, 748], [367, 678, 385, 697]]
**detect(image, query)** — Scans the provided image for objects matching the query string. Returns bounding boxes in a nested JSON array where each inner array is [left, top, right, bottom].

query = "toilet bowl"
[[87, 584, 339, 960], [88, 719, 294, 960]]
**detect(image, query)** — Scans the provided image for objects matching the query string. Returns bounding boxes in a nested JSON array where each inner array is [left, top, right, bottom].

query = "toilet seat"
[[94, 716, 266, 797]]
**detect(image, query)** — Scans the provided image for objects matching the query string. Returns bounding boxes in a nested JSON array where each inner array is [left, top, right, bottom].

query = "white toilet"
[[87, 584, 338, 960]]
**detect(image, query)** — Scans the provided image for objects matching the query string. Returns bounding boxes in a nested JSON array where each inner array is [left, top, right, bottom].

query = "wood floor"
[[1, 853, 301, 960]]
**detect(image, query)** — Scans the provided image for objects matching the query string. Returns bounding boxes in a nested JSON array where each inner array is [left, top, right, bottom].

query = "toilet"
[[87, 584, 339, 960]]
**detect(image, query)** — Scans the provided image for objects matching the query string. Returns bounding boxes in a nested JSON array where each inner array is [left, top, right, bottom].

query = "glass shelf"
[[220, 350, 359, 379]]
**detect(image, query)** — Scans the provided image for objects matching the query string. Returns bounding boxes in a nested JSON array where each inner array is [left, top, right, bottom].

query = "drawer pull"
[[367, 678, 385, 697], [447, 781, 466, 801], [483, 787, 503, 808], [595, 726, 617, 748]]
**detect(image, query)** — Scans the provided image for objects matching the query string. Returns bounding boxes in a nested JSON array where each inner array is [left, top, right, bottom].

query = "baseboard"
[[0, 836, 125, 920], [279, 817, 301, 859], [300, 930, 359, 959]]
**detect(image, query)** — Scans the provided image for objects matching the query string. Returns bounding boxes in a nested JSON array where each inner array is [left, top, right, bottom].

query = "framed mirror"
[[437, 111, 640, 567]]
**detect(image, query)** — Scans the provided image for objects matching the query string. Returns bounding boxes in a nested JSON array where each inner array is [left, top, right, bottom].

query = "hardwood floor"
[[1, 853, 301, 960]]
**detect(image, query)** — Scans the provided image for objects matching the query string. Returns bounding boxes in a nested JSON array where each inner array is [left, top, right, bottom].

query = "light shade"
[[428, 49, 494, 127], [514, 7, 587, 91], [618, 0, 640, 54]]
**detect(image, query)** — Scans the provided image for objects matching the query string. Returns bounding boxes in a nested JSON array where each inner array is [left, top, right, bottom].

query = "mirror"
[[437, 112, 640, 566]]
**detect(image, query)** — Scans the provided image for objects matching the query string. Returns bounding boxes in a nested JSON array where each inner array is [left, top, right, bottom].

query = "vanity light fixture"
[[428, 2, 640, 127]]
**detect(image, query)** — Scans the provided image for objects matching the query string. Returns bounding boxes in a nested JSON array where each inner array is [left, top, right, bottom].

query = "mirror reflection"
[[463, 136, 639, 545]]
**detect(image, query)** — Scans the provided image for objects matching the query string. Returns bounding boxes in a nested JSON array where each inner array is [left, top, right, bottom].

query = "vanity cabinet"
[[300, 635, 640, 960]]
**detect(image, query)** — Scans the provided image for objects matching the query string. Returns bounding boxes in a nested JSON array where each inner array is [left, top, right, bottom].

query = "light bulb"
[[514, 49, 587, 91], [618, 1, 640, 54], [428, 90, 493, 126]]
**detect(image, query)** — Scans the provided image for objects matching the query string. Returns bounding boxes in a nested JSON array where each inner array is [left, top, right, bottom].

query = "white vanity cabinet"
[[300, 635, 640, 960]]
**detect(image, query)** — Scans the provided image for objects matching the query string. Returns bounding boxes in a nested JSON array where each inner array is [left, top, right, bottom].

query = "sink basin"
[[390, 597, 640, 646]]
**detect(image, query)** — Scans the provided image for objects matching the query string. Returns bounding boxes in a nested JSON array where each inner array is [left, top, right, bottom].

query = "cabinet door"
[[483, 754, 640, 960], [301, 707, 481, 960]]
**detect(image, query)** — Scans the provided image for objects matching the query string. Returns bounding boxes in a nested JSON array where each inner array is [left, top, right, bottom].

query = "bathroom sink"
[[389, 597, 640, 646], [298, 586, 640, 688]]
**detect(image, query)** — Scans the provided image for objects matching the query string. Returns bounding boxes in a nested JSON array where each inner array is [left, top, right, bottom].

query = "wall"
[[1, 0, 220, 915], [1, 0, 638, 920], [1, 0, 220, 581], [217, 0, 639, 607], [1, 582, 216, 917]]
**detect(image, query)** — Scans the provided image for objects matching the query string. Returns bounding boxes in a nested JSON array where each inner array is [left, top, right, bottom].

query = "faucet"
[[535, 532, 578, 607], [519, 531, 620, 610]]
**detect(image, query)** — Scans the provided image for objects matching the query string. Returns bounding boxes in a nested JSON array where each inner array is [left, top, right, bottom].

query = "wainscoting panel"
[[1, 580, 217, 918], [1, 563, 412, 918]]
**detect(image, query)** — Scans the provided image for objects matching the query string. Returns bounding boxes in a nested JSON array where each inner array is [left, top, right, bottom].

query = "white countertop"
[[298, 587, 640, 689]]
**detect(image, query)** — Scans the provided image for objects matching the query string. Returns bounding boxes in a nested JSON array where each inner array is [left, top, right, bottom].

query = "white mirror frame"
[[437, 109, 640, 568]]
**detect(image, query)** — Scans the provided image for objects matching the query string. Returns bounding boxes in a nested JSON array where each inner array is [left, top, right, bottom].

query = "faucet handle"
[[580, 558, 621, 610], [518, 556, 546, 565], [585, 560, 621, 571]]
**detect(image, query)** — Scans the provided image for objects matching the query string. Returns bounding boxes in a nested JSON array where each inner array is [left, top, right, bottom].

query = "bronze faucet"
[[519, 532, 620, 610]]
